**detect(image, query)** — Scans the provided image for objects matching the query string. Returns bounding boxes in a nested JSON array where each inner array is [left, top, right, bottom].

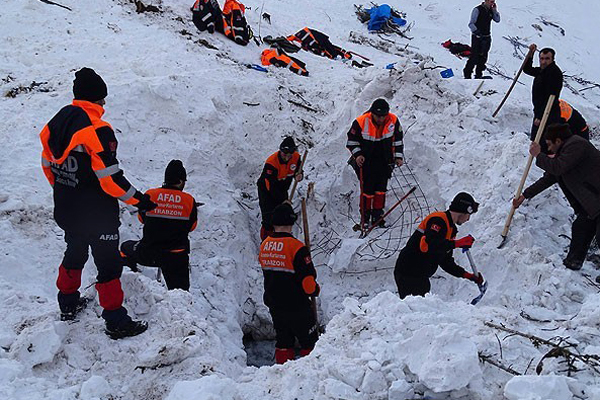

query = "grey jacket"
[[524, 135, 600, 218]]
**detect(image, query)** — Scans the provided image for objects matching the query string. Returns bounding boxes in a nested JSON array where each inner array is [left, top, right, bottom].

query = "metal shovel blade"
[[471, 280, 488, 305], [497, 235, 508, 249]]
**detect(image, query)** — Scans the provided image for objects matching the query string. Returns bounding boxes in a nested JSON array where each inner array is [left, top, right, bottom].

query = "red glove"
[[455, 235, 475, 249], [463, 271, 484, 285]]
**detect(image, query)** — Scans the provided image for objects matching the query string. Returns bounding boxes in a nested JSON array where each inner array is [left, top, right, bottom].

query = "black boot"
[[563, 257, 584, 271], [60, 296, 90, 321], [371, 209, 386, 228], [103, 306, 148, 339], [362, 210, 372, 229], [105, 319, 148, 340]]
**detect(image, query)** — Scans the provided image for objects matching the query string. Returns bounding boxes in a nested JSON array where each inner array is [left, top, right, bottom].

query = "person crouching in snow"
[[120, 160, 198, 290], [394, 192, 484, 299], [259, 203, 320, 364]]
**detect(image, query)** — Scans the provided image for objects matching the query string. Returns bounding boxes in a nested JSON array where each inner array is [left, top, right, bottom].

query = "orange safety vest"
[[417, 211, 455, 253], [259, 235, 317, 294], [223, 0, 244, 14], [144, 188, 197, 230], [356, 112, 399, 142], [558, 99, 573, 121], [265, 150, 301, 180]]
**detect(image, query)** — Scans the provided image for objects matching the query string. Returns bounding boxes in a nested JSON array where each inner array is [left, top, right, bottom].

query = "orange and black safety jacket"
[[259, 232, 318, 310], [40, 100, 145, 233], [257, 151, 301, 206], [558, 99, 589, 137], [261, 48, 309, 76], [287, 27, 352, 60], [222, 0, 249, 45], [395, 210, 466, 279], [346, 111, 404, 165], [138, 186, 198, 253]]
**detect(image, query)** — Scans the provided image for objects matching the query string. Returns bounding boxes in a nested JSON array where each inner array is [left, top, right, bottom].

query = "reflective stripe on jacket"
[[40, 100, 143, 232], [346, 111, 404, 163]]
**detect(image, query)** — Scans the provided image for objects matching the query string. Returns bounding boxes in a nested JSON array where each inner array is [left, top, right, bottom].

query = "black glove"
[[312, 283, 320, 297], [135, 193, 157, 212]]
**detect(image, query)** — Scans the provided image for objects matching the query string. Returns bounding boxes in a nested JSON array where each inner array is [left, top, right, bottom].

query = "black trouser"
[[121, 240, 190, 291], [268, 304, 318, 350], [394, 269, 431, 299], [464, 35, 491, 78], [566, 214, 600, 264], [361, 161, 390, 195], [62, 230, 123, 283]]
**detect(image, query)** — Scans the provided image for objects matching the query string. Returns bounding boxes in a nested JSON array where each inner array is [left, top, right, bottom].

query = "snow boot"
[[371, 209, 386, 228], [563, 257, 584, 271], [105, 319, 148, 340], [463, 67, 471, 79], [60, 296, 90, 321], [275, 348, 295, 364]]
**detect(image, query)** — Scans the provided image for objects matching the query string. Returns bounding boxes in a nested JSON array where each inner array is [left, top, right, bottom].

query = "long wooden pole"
[[289, 150, 308, 202], [499, 94, 555, 247], [301, 198, 320, 334], [492, 47, 535, 118]]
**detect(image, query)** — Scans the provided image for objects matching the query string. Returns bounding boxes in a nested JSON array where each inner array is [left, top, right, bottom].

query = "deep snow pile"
[[1, 0, 600, 399]]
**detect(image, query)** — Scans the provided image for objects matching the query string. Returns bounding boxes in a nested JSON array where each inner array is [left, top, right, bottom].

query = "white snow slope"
[[1, 0, 600, 399]]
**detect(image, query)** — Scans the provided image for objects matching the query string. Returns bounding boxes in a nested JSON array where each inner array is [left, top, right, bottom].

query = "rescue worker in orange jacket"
[[191, 0, 223, 34], [257, 137, 303, 240], [120, 160, 198, 291], [40, 68, 155, 339], [346, 99, 404, 228], [558, 99, 590, 141], [394, 192, 483, 299], [259, 203, 320, 364], [261, 48, 309, 76], [222, 0, 249, 45], [287, 27, 352, 60]]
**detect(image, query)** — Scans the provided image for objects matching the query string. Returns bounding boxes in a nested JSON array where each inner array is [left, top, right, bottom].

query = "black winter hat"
[[279, 136, 297, 154], [73, 67, 108, 102], [449, 192, 479, 214], [164, 160, 187, 185], [370, 98, 390, 116], [271, 203, 298, 226]]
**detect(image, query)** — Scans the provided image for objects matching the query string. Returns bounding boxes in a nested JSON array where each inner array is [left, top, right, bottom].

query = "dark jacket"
[[524, 135, 600, 219], [394, 211, 466, 279], [40, 100, 145, 233], [523, 59, 563, 120], [469, 4, 500, 36], [346, 112, 404, 165]]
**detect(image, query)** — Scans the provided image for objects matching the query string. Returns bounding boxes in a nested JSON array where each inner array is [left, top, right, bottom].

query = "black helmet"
[[271, 203, 298, 226], [369, 98, 390, 117], [279, 136, 297, 154], [449, 192, 479, 214]]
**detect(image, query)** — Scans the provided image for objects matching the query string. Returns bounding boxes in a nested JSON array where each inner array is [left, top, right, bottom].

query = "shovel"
[[463, 249, 487, 305]]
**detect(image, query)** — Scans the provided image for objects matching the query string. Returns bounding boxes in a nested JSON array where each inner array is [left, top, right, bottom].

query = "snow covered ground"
[[1, 0, 600, 399]]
